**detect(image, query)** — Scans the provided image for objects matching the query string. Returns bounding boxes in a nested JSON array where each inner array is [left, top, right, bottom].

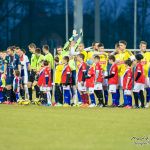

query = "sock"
[[146, 88, 150, 103], [139, 90, 145, 107], [20, 89, 25, 99], [123, 90, 126, 106], [0, 91, 4, 103], [15, 92, 20, 102], [95, 90, 104, 105], [24, 85, 29, 99], [116, 89, 120, 104], [104, 90, 108, 105], [6, 89, 11, 102], [46, 91, 51, 105], [133, 92, 139, 107], [127, 95, 132, 106], [11, 89, 16, 102], [64, 90, 71, 105], [28, 88, 32, 101], [34, 85, 40, 98], [54, 87, 58, 103], [77, 90, 82, 103], [81, 94, 86, 104], [89, 93, 96, 104], [3, 88, 7, 102], [84, 93, 89, 104], [72, 86, 77, 104], [112, 93, 117, 105]]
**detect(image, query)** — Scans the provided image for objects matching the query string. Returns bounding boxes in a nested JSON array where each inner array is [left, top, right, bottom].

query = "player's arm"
[[74, 29, 83, 51], [63, 29, 78, 51], [74, 37, 82, 51], [104, 67, 115, 79], [65, 71, 71, 85], [81, 65, 86, 82], [45, 69, 50, 86], [17, 57, 21, 73], [125, 73, 131, 89], [135, 69, 141, 81]]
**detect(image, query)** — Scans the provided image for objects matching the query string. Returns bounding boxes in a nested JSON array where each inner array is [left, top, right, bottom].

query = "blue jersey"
[[0, 58, 4, 73], [5, 54, 21, 77]]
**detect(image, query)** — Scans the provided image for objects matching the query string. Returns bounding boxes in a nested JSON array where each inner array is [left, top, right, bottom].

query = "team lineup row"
[[0, 30, 150, 108]]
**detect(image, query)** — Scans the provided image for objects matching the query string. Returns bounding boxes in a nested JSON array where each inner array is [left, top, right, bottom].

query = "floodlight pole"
[[134, 0, 137, 53], [74, 0, 83, 41], [95, 0, 100, 42], [65, 0, 68, 42]]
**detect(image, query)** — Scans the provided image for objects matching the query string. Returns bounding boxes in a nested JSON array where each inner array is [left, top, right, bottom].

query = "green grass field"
[[0, 104, 150, 150]]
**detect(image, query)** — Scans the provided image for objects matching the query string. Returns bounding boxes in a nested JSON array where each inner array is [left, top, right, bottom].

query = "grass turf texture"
[[0, 104, 150, 150]]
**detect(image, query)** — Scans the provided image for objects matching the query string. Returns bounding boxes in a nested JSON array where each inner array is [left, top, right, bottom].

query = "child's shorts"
[[133, 83, 145, 92], [94, 82, 103, 90], [87, 87, 94, 94], [40, 86, 51, 92], [124, 90, 132, 95], [109, 84, 117, 93], [63, 85, 70, 90], [78, 82, 87, 92]]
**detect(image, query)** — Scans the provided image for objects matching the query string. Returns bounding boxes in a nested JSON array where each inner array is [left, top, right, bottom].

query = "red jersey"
[[77, 62, 86, 82], [61, 65, 72, 84], [85, 66, 95, 88], [134, 62, 145, 84], [108, 63, 118, 85], [13, 76, 22, 93], [95, 62, 103, 83], [123, 67, 133, 90], [37, 66, 52, 87]]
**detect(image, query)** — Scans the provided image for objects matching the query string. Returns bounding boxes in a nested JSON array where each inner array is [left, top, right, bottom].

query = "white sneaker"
[[145, 103, 150, 108], [88, 103, 96, 108]]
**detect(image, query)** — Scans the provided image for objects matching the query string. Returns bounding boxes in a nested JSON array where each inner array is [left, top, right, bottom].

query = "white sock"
[[46, 91, 51, 105], [24, 85, 29, 99]]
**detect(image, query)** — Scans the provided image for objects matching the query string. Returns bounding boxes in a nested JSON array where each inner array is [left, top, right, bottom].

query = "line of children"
[[0, 36, 150, 109]]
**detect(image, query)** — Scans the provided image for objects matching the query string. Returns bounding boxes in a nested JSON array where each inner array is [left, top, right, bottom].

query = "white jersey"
[[20, 54, 29, 83]]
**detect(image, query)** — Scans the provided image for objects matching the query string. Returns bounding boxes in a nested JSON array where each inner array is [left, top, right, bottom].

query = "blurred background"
[[0, 0, 150, 51]]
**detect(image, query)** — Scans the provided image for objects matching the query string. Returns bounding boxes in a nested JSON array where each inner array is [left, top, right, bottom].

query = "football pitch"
[[0, 105, 150, 150]]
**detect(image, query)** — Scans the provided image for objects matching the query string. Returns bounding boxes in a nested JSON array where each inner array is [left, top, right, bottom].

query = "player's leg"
[[139, 90, 145, 108], [23, 74, 29, 100], [46, 90, 52, 106], [109, 84, 118, 107], [63, 86, 71, 106], [94, 90, 104, 107], [77, 89, 82, 104], [124, 90, 132, 108], [145, 77, 150, 108], [88, 88, 96, 107], [0, 88, 4, 103], [103, 71, 108, 105], [4, 76, 13, 104]]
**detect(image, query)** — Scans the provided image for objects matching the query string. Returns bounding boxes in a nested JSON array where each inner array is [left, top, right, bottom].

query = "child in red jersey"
[[85, 59, 96, 107], [37, 60, 52, 106], [94, 55, 104, 107], [133, 54, 145, 108], [61, 56, 72, 106], [13, 70, 22, 102], [123, 59, 133, 108], [105, 55, 119, 106], [76, 54, 89, 106]]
